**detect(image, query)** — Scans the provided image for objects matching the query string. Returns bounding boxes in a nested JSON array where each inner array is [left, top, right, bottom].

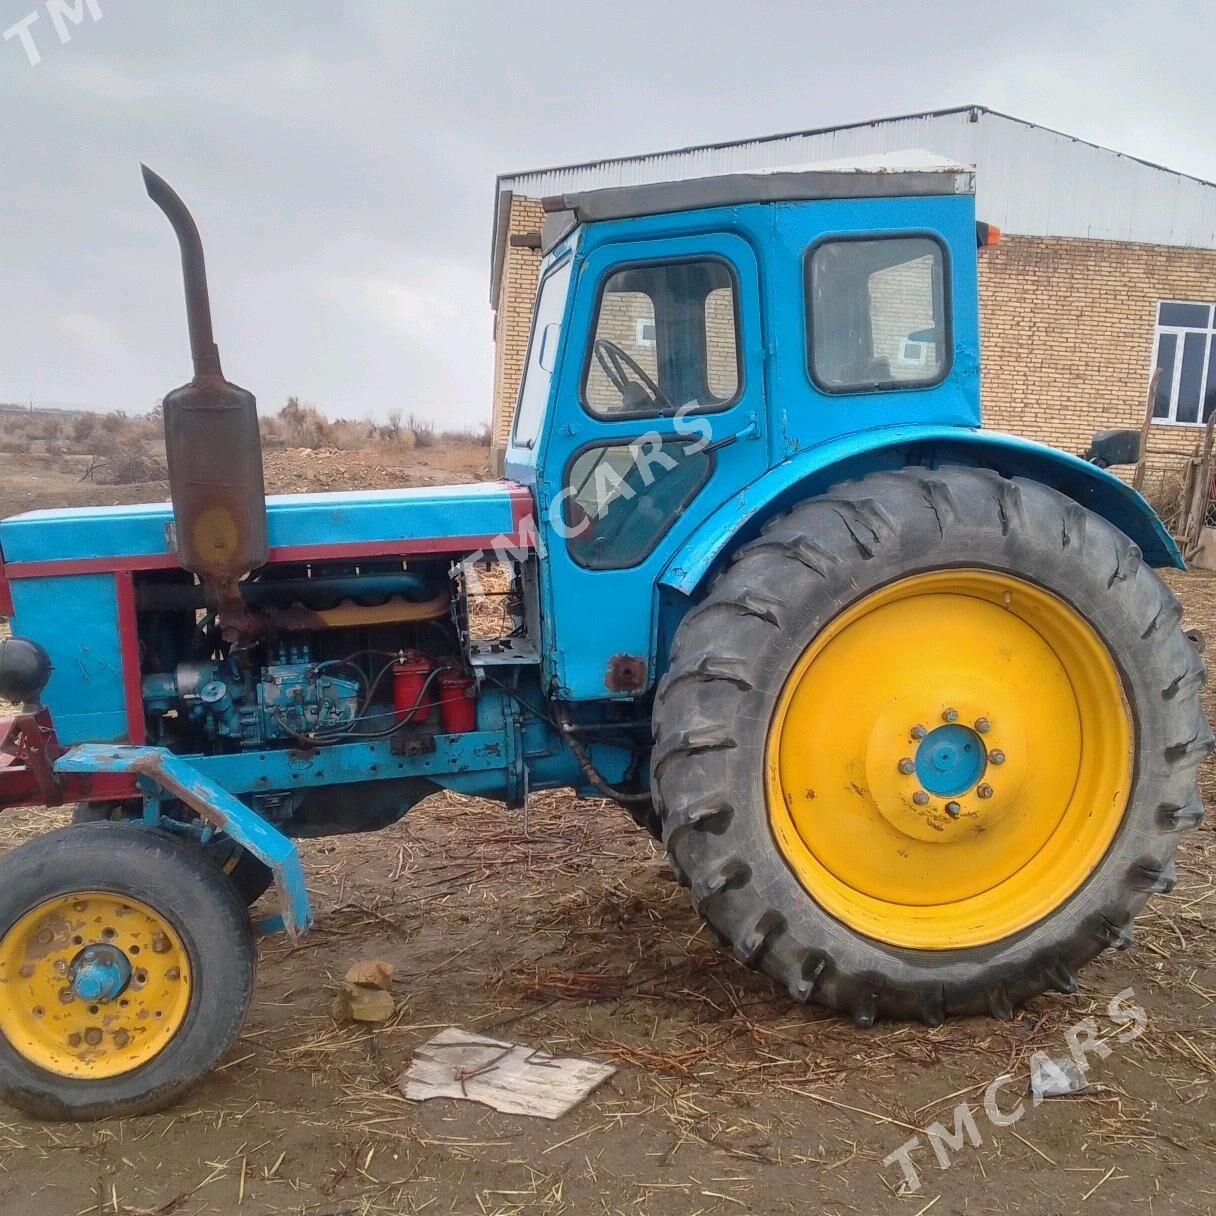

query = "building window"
[[1152, 301, 1216, 426], [806, 235, 949, 393], [582, 259, 741, 418]]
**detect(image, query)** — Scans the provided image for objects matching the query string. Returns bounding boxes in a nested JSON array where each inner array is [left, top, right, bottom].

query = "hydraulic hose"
[[557, 707, 652, 805]]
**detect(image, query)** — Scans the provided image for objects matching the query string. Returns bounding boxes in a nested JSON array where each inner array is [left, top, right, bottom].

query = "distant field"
[[0, 401, 491, 517]]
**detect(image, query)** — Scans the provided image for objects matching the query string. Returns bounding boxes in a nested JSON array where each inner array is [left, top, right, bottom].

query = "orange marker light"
[[976, 221, 1001, 248]]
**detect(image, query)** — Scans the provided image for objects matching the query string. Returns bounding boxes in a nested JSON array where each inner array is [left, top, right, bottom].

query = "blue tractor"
[[0, 162, 1207, 1119]]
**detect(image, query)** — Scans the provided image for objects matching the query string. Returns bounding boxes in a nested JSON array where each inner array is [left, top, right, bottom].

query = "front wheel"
[[652, 467, 1211, 1025], [0, 822, 256, 1119]]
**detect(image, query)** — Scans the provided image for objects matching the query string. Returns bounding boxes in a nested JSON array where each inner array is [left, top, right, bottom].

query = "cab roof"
[[538, 153, 975, 253]]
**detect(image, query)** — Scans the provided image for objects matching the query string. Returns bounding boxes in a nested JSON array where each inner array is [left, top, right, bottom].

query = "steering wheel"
[[593, 338, 670, 410]]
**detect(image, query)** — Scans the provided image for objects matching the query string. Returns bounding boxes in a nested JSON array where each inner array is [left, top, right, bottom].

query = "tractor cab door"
[[534, 229, 769, 700]]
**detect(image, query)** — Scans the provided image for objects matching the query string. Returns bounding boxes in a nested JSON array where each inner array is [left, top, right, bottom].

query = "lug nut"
[[942, 708, 958, 722], [898, 758, 915, 775], [977, 784, 993, 799], [911, 724, 927, 740], [989, 750, 1005, 765], [913, 791, 929, 806], [945, 801, 961, 818], [975, 717, 990, 734]]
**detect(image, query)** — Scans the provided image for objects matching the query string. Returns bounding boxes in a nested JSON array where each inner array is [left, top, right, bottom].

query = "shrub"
[[407, 412, 435, 449], [277, 397, 334, 449]]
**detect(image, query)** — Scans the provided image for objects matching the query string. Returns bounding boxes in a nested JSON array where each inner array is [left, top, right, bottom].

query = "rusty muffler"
[[142, 165, 268, 640]]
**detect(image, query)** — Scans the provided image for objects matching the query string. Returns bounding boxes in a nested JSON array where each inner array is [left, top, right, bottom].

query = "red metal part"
[[115, 571, 146, 744], [0, 538, 13, 617], [437, 671, 477, 733], [0, 713, 138, 809], [511, 487, 537, 541], [0, 711, 60, 805], [392, 652, 435, 724], [0, 713, 137, 810]]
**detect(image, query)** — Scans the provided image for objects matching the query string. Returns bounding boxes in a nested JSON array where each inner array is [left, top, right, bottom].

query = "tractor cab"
[[507, 161, 977, 484]]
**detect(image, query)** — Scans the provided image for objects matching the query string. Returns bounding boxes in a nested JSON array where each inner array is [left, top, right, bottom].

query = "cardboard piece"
[[400, 1026, 616, 1120]]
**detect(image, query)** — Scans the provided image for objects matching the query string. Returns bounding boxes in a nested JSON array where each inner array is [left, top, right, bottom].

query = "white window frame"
[[634, 317, 657, 348], [1151, 300, 1216, 427]]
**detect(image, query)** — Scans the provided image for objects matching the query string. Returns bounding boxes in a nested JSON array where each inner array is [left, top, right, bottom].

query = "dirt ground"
[[0, 451, 1213, 1215], [0, 443, 491, 519]]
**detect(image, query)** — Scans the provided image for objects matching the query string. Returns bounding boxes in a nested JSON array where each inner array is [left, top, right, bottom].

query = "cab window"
[[512, 259, 572, 449], [565, 439, 712, 569], [806, 236, 949, 392], [582, 260, 740, 418]]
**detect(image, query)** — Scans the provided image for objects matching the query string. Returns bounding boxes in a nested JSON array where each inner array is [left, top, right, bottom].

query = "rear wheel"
[[652, 467, 1211, 1024], [0, 822, 256, 1119]]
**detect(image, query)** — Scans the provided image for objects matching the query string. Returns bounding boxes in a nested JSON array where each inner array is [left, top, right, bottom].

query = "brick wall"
[[978, 236, 1216, 474], [868, 253, 939, 379], [705, 287, 738, 399], [491, 197, 546, 453], [585, 288, 659, 412], [492, 202, 1216, 476]]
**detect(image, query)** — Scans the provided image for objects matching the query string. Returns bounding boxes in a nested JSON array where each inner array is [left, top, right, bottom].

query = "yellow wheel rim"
[[765, 571, 1134, 949], [0, 892, 192, 1079]]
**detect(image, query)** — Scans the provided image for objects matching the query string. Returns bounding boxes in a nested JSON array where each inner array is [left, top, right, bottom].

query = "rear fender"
[[661, 425, 1182, 598]]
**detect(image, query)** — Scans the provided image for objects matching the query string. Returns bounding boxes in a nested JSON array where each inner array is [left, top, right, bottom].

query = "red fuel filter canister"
[[392, 653, 434, 724], [437, 671, 477, 733]]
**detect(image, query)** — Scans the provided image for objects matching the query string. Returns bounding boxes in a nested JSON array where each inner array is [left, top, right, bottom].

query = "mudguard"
[[54, 745, 312, 938], [661, 424, 1182, 597]]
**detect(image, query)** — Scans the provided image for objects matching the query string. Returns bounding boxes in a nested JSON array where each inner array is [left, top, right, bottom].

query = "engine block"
[[142, 644, 362, 748]]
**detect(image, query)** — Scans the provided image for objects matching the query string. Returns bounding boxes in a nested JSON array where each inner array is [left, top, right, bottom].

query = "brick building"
[[489, 106, 1216, 480]]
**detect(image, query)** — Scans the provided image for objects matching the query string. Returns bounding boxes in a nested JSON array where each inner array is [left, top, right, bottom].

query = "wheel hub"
[[69, 943, 132, 1003], [915, 723, 986, 797]]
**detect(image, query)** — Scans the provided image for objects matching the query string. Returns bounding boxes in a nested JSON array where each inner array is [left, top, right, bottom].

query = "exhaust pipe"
[[142, 165, 268, 638]]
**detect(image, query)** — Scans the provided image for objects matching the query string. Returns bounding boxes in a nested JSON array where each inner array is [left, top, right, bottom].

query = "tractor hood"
[[0, 480, 533, 573]]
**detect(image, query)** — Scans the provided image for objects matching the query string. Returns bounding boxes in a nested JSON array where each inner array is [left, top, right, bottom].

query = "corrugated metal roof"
[[490, 106, 1216, 302]]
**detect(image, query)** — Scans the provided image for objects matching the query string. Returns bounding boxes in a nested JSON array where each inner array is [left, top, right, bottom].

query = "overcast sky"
[[2, 1, 1212, 428]]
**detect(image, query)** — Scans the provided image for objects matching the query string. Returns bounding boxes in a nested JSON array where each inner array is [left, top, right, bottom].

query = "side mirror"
[[1088, 428, 1141, 467]]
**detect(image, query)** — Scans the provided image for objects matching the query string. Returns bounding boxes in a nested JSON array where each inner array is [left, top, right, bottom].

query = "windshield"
[[512, 258, 573, 449]]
